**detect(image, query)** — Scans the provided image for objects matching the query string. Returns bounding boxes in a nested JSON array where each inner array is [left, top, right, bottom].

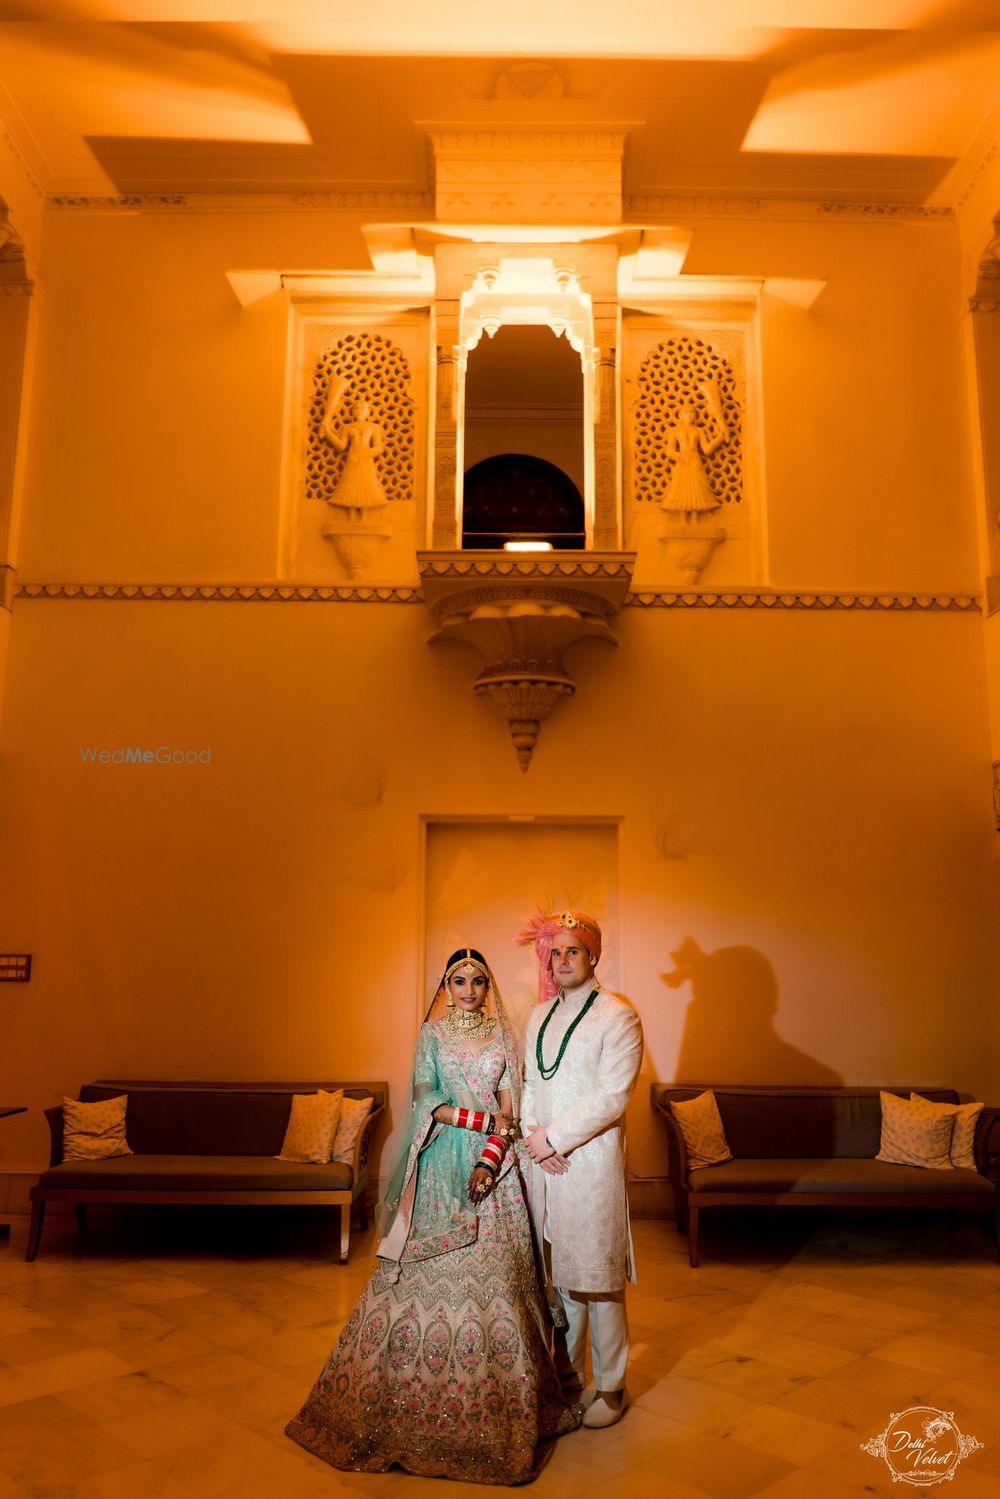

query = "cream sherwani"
[[522, 982, 644, 1293]]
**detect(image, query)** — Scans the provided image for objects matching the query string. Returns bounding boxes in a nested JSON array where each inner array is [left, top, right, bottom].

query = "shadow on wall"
[[663, 936, 844, 1085]]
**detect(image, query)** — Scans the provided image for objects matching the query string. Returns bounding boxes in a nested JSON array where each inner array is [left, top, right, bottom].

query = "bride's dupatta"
[[376, 953, 521, 1275]]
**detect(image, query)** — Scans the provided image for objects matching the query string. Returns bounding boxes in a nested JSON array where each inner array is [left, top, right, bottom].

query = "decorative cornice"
[[816, 201, 954, 220], [625, 196, 953, 222], [14, 581, 423, 603], [958, 132, 1000, 211], [626, 196, 762, 217], [47, 194, 188, 210], [43, 189, 434, 214], [13, 581, 980, 612], [289, 191, 432, 211], [626, 590, 979, 611]]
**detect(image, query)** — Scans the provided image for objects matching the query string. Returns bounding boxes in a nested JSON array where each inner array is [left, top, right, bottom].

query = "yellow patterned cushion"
[[62, 1095, 132, 1161], [910, 1094, 983, 1172], [877, 1092, 954, 1170], [331, 1095, 373, 1166], [670, 1090, 732, 1169], [277, 1090, 343, 1164]]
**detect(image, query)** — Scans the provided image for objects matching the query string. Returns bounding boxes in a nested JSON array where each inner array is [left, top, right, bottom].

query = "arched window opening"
[[461, 453, 585, 550]]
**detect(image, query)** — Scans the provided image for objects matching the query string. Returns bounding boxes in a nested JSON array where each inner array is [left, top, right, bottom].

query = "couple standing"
[[286, 909, 644, 1485]]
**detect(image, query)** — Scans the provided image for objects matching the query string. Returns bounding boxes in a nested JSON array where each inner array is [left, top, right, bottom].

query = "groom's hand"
[[524, 1125, 570, 1174]]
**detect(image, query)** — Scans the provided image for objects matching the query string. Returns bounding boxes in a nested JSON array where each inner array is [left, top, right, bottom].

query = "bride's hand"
[[468, 1166, 494, 1205], [495, 1112, 519, 1139]]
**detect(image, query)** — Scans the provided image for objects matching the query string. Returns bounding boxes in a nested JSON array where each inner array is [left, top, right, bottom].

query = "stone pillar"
[[592, 303, 620, 550], [432, 301, 463, 549]]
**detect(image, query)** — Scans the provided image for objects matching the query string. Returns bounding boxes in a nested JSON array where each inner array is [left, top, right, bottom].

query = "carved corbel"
[[419, 552, 634, 770]]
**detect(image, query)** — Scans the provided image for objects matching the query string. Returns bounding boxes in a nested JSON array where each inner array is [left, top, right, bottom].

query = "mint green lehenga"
[[286, 959, 579, 1484]]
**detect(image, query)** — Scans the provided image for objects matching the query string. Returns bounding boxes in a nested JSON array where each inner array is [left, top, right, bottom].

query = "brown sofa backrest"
[[77, 1080, 387, 1157], [652, 1084, 960, 1158]]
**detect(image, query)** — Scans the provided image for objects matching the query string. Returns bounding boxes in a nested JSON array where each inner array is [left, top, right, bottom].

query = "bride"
[[286, 947, 580, 1484]]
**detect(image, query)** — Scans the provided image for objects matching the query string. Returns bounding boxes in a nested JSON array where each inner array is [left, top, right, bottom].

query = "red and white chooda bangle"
[[477, 1134, 506, 1177], [453, 1108, 493, 1134]]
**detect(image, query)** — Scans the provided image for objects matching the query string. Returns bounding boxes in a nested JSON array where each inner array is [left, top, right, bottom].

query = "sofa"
[[28, 1079, 386, 1264], [651, 1083, 1000, 1267]]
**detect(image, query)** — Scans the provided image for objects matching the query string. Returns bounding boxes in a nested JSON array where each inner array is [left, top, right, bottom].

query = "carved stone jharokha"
[[419, 553, 634, 771]]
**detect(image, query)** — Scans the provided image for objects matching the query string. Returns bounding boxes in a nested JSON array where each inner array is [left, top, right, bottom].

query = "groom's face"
[[550, 936, 594, 991]]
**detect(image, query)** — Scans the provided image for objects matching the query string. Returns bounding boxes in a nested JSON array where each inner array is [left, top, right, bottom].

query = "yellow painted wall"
[[2, 205, 998, 1198]]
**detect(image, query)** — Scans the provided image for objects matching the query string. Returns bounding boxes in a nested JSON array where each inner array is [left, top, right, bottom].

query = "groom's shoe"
[[582, 1389, 629, 1429]]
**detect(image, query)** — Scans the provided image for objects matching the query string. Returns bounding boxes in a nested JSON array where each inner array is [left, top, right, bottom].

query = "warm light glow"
[[504, 541, 554, 552], [742, 34, 993, 157]]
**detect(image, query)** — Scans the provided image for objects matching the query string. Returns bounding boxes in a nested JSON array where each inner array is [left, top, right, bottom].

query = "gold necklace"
[[446, 1008, 495, 1037]]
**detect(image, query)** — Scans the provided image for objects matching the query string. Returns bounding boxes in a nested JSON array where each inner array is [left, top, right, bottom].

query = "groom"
[[517, 910, 643, 1429]]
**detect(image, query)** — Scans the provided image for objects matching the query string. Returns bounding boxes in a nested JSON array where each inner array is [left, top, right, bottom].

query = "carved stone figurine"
[[318, 379, 391, 578], [661, 380, 729, 516], [658, 376, 730, 585], [321, 390, 389, 521]]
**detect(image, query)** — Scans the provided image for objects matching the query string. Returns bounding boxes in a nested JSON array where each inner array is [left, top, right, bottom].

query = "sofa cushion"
[[38, 1155, 354, 1193], [687, 1157, 994, 1196], [877, 1091, 956, 1170], [333, 1094, 374, 1165], [909, 1094, 983, 1171], [670, 1091, 732, 1168], [63, 1095, 132, 1161], [277, 1090, 343, 1164]]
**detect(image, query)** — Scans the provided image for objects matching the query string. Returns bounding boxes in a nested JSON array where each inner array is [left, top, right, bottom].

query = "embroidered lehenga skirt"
[[286, 1164, 577, 1483]]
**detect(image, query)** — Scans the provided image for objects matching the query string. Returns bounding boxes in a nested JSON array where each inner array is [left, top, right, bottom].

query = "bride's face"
[[448, 965, 489, 1012]]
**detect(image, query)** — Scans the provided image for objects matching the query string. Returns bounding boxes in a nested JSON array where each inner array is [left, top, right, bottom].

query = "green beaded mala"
[[536, 989, 598, 1080]]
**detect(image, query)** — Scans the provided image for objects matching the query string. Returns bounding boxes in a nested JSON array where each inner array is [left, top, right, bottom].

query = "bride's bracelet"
[[452, 1108, 494, 1134], [477, 1134, 506, 1176]]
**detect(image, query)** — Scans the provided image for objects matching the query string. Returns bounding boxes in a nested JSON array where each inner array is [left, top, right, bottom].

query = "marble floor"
[[0, 1207, 998, 1498]]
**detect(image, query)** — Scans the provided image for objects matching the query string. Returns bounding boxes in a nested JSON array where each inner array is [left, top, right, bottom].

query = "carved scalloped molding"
[[14, 582, 423, 603], [13, 580, 979, 611], [627, 590, 979, 611]]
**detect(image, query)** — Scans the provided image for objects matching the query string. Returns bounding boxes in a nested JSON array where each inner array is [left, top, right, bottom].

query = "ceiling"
[[1, 2, 999, 204]]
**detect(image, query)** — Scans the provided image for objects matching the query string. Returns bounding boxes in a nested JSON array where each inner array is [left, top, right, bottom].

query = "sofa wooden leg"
[[75, 1204, 87, 1232], [25, 1199, 45, 1262], [339, 1204, 350, 1264], [688, 1205, 700, 1268]]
